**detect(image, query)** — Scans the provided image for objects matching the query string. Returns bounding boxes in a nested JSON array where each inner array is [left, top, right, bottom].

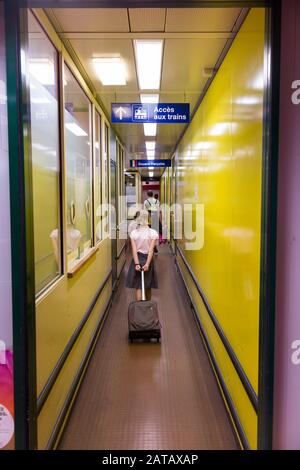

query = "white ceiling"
[[46, 7, 243, 175]]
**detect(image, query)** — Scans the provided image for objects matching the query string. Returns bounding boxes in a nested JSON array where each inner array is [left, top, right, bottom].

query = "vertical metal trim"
[[91, 103, 95, 247], [258, 0, 282, 450], [4, 0, 37, 449], [58, 52, 67, 276]]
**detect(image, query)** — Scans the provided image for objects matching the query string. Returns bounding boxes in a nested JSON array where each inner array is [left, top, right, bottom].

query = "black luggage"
[[128, 269, 161, 342]]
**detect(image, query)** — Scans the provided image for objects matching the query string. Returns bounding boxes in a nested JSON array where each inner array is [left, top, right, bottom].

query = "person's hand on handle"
[[143, 263, 150, 272], [135, 263, 141, 271]]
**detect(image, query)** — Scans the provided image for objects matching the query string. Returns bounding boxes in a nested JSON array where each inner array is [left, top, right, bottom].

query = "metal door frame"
[[4, 0, 280, 450]]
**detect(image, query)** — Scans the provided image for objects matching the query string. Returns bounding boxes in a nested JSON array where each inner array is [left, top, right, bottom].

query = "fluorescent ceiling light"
[[46, 150, 57, 157], [32, 143, 48, 151], [31, 97, 51, 104], [148, 167, 154, 170], [66, 122, 88, 137], [149, 171, 154, 177], [140, 94, 159, 104], [134, 40, 163, 90], [30, 59, 55, 86], [147, 150, 155, 159], [143, 123, 157, 137], [146, 141, 156, 151], [93, 58, 126, 86]]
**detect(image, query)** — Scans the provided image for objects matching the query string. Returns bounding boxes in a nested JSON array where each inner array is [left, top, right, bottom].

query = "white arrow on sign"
[[115, 106, 127, 120]]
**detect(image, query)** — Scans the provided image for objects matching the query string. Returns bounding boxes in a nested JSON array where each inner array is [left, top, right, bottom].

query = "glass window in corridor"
[[28, 11, 62, 295], [64, 64, 92, 264], [95, 110, 102, 243]]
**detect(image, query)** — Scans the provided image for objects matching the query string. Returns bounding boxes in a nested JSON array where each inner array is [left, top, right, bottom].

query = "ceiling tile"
[[165, 8, 241, 32], [129, 8, 166, 32], [52, 8, 129, 32], [69, 38, 137, 94]]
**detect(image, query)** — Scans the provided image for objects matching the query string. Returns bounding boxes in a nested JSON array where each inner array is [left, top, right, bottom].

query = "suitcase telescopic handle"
[[140, 268, 146, 301]]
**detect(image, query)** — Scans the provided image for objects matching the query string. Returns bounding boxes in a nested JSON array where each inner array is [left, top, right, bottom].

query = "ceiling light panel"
[[147, 150, 155, 159], [146, 141, 156, 151], [93, 57, 126, 86], [65, 122, 88, 137], [140, 94, 159, 103], [143, 123, 157, 137], [134, 40, 163, 90], [30, 58, 55, 86]]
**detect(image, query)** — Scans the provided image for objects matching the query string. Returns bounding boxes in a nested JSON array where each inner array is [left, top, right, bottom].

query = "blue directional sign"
[[130, 159, 172, 168], [111, 103, 190, 124]]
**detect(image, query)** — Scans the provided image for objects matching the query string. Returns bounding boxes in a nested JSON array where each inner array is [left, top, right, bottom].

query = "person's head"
[[137, 210, 149, 227], [154, 193, 158, 200], [134, 211, 140, 220], [147, 190, 153, 198]]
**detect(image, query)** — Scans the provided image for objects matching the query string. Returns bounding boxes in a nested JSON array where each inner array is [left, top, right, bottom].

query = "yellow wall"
[[174, 8, 265, 448], [33, 164, 59, 292], [31, 9, 126, 449]]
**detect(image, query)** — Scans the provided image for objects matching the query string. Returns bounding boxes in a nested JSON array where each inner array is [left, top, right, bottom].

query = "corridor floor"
[[59, 244, 238, 450]]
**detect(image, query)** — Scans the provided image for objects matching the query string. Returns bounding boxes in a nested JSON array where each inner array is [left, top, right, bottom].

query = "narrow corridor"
[[59, 245, 238, 450]]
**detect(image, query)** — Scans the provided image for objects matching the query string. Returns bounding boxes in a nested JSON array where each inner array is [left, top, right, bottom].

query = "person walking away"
[[144, 190, 159, 253], [126, 210, 158, 301], [154, 193, 163, 242]]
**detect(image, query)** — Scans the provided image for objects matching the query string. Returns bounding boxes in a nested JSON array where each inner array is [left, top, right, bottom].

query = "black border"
[[5, 1, 37, 450], [257, 0, 281, 451], [4, 0, 279, 451], [19, 1, 268, 7]]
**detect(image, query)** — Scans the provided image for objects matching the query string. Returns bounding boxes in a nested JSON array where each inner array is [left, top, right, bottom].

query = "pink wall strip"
[[273, 0, 300, 450]]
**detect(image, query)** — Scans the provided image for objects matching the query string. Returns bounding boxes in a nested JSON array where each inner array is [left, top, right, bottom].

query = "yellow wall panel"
[[178, 256, 258, 449], [37, 281, 111, 449], [175, 8, 265, 447], [36, 237, 111, 394]]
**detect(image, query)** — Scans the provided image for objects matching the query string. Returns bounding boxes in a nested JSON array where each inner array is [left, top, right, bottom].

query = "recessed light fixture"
[[30, 58, 55, 86], [31, 97, 52, 105], [134, 40, 163, 90], [46, 150, 57, 157], [93, 57, 126, 86], [140, 94, 159, 104], [32, 143, 48, 151], [148, 167, 154, 170], [144, 123, 157, 137], [66, 122, 88, 137], [147, 150, 155, 159], [146, 141, 156, 151]]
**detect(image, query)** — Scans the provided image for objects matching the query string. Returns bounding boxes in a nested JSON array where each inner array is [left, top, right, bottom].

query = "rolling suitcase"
[[128, 269, 161, 343]]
